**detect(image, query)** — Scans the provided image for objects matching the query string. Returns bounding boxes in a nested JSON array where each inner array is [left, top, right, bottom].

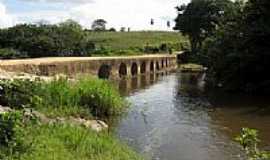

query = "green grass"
[[0, 76, 125, 118], [0, 76, 141, 160], [22, 124, 142, 160], [87, 31, 189, 55], [0, 114, 142, 160]]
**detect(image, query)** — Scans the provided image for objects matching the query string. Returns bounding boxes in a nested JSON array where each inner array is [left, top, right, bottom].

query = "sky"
[[0, 0, 190, 31]]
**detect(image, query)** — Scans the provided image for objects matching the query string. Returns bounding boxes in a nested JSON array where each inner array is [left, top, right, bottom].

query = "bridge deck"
[[0, 54, 176, 66]]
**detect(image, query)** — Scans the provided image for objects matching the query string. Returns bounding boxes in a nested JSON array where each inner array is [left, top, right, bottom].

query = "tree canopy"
[[175, 0, 270, 94], [174, 0, 234, 54], [0, 20, 95, 58], [91, 19, 107, 31]]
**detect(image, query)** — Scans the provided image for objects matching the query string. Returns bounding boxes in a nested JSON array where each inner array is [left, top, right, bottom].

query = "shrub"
[[235, 128, 270, 160], [108, 28, 117, 32], [159, 43, 168, 52], [0, 111, 27, 158], [0, 48, 26, 59], [0, 79, 42, 109], [75, 77, 124, 116], [144, 45, 160, 53]]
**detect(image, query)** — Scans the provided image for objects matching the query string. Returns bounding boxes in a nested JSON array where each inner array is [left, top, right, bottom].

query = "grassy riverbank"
[[0, 114, 142, 160], [0, 76, 142, 160], [0, 77, 125, 118]]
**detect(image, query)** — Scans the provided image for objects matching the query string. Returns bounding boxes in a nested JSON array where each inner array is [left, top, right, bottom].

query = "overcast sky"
[[0, 0, 190, 30]]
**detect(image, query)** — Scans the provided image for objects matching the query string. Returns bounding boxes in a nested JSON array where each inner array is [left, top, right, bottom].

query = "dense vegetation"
[[236, 128, 270, 160], [0, 77, 142, 159], [0, 20, 95, 58], [0, 77, 125, 118], [174, 0, 270, 94], [0, 20, 187, 59], [0, 111, 142, 160]]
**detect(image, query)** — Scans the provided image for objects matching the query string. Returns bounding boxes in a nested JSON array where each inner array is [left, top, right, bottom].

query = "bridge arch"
[[140, 61, 146, 74], [131, 62, 138, 76], [166, 59, 168, 67], [150, 61, 154, 72], [162, 59, 164, 68], [98, 64, 111, 79], [119, 63, 127, 78], [156, 61, 160, 70]]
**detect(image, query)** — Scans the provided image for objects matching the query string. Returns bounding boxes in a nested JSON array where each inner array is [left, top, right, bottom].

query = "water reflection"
[[113, 72, 270, 160], [113, 72, 168, 96]]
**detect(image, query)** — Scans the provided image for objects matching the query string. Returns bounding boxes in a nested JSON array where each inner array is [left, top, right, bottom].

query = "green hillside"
[[86, 31, 189, 55]]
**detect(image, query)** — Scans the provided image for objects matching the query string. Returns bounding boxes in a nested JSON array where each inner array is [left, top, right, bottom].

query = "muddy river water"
[[112, 72, 270, 160]]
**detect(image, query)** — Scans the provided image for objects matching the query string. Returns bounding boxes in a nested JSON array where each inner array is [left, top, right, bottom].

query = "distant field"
[[86, 31, 189, 55]]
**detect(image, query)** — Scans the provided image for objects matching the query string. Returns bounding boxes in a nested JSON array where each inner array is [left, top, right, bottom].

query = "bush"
[[108, 28, 117, 32], [0, 111, 27, 158], [0, 79, 42, 109], [144, 45, 160, 53], [235, 128, 270, 160], [0, 112, 23, 146], [0, 48, 26, 59]]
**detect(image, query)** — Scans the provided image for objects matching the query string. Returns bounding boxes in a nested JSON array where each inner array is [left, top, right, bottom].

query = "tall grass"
[[19, 123, 142, 160], [36, 77, 125, 117], [0, 76, 125, 118], [0, 77, 140, 160], [0, 112, 142, 160]]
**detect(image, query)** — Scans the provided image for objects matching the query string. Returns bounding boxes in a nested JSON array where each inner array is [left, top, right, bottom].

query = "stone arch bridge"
[[0, 54, 177, 79]]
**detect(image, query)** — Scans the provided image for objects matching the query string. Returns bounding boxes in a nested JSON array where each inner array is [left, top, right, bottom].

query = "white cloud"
[[69, 0, 189, 30], [4, 0, 191, 30], [0, 2, 14, 28], [15, 10, 70, 25], [18, 0, 93, 4]]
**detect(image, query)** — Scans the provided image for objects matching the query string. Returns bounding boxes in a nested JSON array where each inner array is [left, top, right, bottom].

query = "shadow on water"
[[109, 71, 270, 160], [112, 72, 167, 97]]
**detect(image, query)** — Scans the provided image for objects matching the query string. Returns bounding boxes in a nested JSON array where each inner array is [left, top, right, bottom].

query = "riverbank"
[[0, 73, 142, 160]]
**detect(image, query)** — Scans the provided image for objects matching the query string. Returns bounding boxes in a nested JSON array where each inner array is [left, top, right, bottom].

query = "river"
[[112, 71, 270, 160]]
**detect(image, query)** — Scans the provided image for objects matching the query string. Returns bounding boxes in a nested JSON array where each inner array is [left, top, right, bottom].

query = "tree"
[[202, 0, 270, 93], [59, 19, 82, 31], [174, 0, 233, 54], [120, 27, 126, 32], [91, 19, 107, 31], [108, 27, 116, 32], [0, 19, 95, 58]]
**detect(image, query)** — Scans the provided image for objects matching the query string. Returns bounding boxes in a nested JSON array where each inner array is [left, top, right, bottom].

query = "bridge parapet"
[[0, 54, 177, 79]]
